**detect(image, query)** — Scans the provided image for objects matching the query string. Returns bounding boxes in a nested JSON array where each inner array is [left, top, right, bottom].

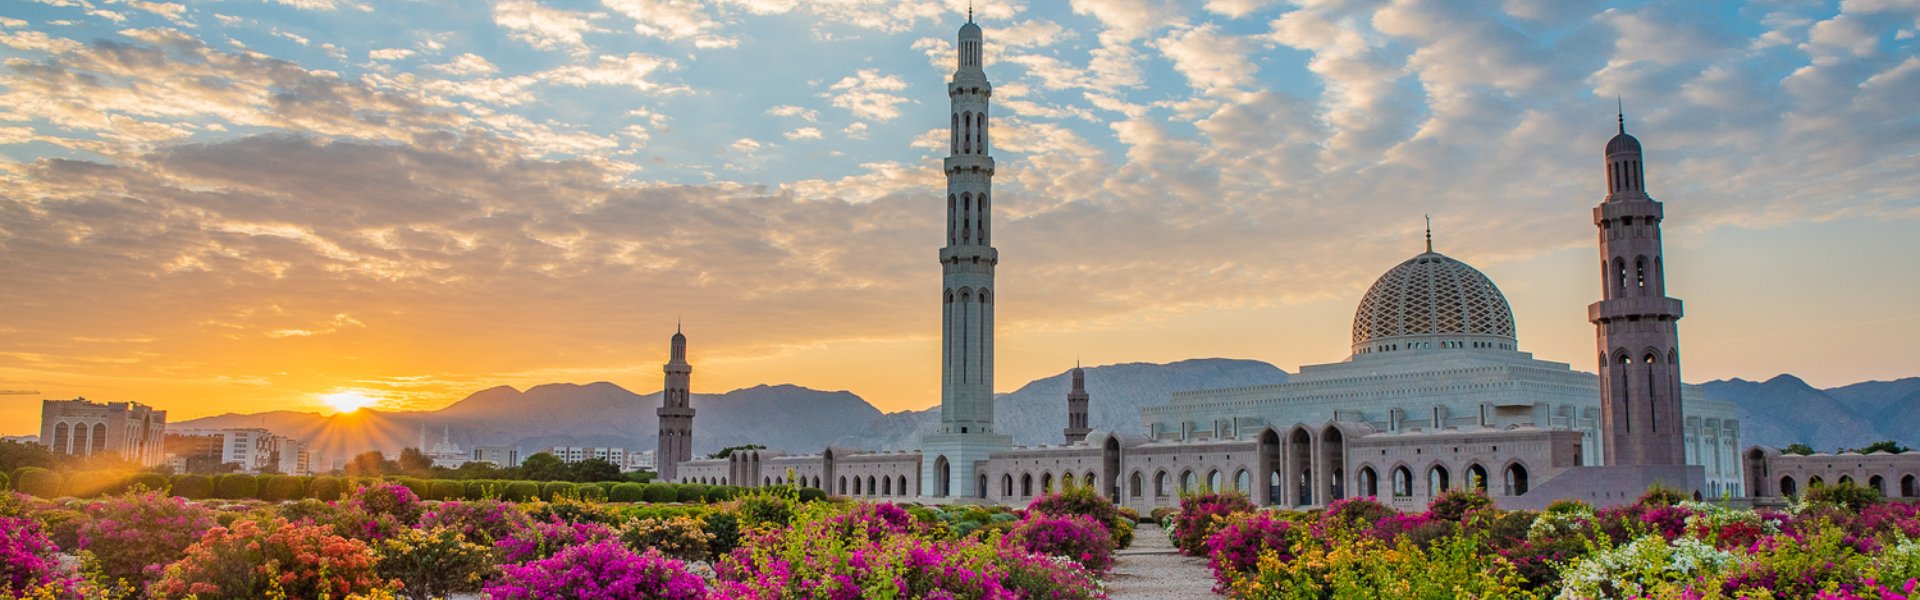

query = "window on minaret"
[[951, 114, 958, 153], [1635, 257, 1646, 290], [1614, 258, 1626, 294], [962, 113, 972, 154]]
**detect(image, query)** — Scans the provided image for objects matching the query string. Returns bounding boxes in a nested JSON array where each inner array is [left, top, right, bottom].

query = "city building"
[[164, 427, 310, 475], [541, 446, 653, 473], [667, 16, 1918, 509], [39, 397, 167, 466], [470, 445, 524, 468]]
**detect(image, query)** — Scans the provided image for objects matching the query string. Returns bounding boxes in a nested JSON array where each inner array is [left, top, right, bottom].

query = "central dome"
[[1350, 251, 1517, 357]]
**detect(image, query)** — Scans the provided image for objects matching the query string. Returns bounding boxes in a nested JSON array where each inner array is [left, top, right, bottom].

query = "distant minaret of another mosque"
[[1064, 362, 1090, 444], [1591, 109, 1688, 467], [657, 325, 695, 481]]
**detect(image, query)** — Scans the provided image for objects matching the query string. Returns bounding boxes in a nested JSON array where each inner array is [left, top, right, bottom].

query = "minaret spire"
[[1592, 118, 1685, 467], [657, 327, 695, 481], [1617, 96, 1625, 134]]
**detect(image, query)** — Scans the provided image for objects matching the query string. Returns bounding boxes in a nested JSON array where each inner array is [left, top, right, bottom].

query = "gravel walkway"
[[1106, 524, 1222, 600]]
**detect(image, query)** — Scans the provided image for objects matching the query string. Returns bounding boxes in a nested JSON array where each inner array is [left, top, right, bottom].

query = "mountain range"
[[175, 359, 1917, 464]]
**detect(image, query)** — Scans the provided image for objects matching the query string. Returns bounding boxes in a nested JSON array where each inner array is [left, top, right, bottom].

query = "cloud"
[[783, 127, 822, 140], [603, 0, 737, 48], [431, 53, 499, 76], [1153, 24, 1257, 97], [494, 0, 605, 54], [823, 68, 911, 121], [368, 47, 413, 61], [767, 105, 818, 121]]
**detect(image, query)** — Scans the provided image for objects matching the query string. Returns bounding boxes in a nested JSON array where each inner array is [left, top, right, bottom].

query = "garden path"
[[1107, 524, 1222, 600]]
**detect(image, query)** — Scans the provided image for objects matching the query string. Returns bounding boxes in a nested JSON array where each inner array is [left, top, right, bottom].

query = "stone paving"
[[1106, 524, 1222, 600]]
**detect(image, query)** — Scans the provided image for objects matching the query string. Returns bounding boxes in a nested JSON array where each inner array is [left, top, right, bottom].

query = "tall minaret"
[[1591, 111, 1687, 466], [656, 326, 695, 481], [920, 12, 1011, 498], [1064, 362, 1090, 444]]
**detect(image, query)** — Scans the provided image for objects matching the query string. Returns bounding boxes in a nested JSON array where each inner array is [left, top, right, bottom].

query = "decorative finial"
[[1424, 214, 1432, 253], [1617, 96, 1624, 134], [968, 1, 973, 22], [676, 317, 681, 334]]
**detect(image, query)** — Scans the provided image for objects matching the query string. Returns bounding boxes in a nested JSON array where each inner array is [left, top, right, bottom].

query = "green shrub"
[[63, 470, 129, 497], [610, 482, 646, 503], [580, 484, 608, 502], [704, 511, 742, 555], [1428, 488, 1493, 522], [0, 470, 8, 491], [262, 475, 310, 501], [797, 487, 827, 502], [643, 483, 679, 503], [541, 481, 581, 501], [393, 477, 432, 500], [428, 480, 465, 501], [737, 494, 793, 528], [502, 481, 539, 502], [33, 507, 88, 549], [127, 472, 169, 493], [170, 474, 213, 500], [14, 468, 62, 498], [375, 527, 491, 600], [309, 476, 347, 501], [617, 515, 713, 561], [215, 473, 259, 499], [677, 484, 709, 503], [1806, 480, 1882, 510], [704, 485, 736, 503], [463, 480, 500, 500]]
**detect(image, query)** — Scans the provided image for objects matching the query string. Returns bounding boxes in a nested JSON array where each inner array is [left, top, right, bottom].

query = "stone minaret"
[[1064, 363, 1090, 444], [919, 12, 1012, 498], [1591, 112, 1687, 466], [656, 326, 695, 481]]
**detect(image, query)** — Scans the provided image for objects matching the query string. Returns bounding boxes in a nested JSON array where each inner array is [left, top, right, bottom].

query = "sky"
[[1, 0, 1917, 436]]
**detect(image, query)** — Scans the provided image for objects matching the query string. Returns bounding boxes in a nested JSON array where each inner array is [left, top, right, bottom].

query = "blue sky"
[[0, 0, 1917, 428]]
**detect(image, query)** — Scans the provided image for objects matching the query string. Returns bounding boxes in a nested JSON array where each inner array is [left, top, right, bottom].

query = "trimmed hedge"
[[676, 484, 708, 503], [14, 467, 61, 498], [541, 481, 580, 501], [0, 471, 8, 491], [261, 475, 309, 501], [502, 481, 539, 502], [428, 479, 465, 501], [63, 469, 129, 497], [128, 472, 169, 493], [610, 482, 646, 503], [215, 473, 259, 499], [643, 483, 679, 503], [463, 480, 500, 500], [580, 484, 608, 502], [170, 474, 212, 500], [309, 476, 347, 500], [797, 487, 827, 502], [703, 485, 737, 503]]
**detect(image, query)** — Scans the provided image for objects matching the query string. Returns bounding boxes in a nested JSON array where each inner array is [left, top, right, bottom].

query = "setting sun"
[[318, 391, 378, 414]]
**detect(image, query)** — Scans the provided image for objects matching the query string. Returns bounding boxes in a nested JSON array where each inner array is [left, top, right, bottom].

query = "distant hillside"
[[175, 362, 1918, 466], [840, 358, 1294, 449], [1699, 375, 1920, 451]]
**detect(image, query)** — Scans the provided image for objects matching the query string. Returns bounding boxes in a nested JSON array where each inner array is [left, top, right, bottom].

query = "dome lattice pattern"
[[1351, 252, 1516, 350]]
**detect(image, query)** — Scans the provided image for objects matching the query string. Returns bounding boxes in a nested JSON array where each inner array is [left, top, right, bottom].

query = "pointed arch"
[[1426, 464, 1450, 496], [1357, 466, 1378, 497], [1466, 464, 1489, 493], [1503, 462, 1529, 496]]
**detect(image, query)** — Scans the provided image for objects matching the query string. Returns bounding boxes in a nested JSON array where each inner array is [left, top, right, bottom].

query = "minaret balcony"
[[945, 155, 995, 173], [658, 406, 696, 418], [940, 246, 999, 263], [1594, 200, 1662, 223], [1588, 297, 1684, 324]]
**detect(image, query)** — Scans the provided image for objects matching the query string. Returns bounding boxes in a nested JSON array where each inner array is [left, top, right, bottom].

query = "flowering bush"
[[376, 527, 495, 600], [1224, 529, 1527, 599], [74, 490, 218, 587], [1204, 511, 1297, 592], [1171, 491, 1254, 556], [149, 517, 392, 599], [488, 542, 706, 600], [336, 482, 424, 540], [1029, 487, 1130, 549], [617, 515, 714, 561], [496, 517, 618, 564], [1001, 513, 1115, 573], [715, 502, 1105, 599], [1557, 534, 1739, 598], [420, 499, 533, 545], [1, 513, 76, 595]]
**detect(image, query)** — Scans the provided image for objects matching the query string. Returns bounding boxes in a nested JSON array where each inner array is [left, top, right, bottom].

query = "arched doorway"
[[1392, 466, 1413, 498], [1868, 475, 1884, 495], [1129, 471, 1143, 497], [977, 474, 988, 499], [1258, 428, 1282, 505], [1902, 475, 1917, 497], [1234, 469, 1251, 493], [1427, 465, 1450, 496], [934, 456, 951, 498], [1779, 476, 1797, 497], [1103, 436, 1123, 502], [1021, 473, 1033, 497], [1003, 474, 1014, 498], [1466, 464, 1489, 493], [1320, 426, 1346, 501], [1357, 466, 1378, 497], [1504, 463, 1529, 496], [1287, 428, 1313, 505], [1745, 448, 1769, 497]]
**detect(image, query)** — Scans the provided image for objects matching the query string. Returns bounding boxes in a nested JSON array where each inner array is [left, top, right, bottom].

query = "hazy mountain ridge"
[[1699, 375, 1920, 451], [175, 361, 1918, 465]]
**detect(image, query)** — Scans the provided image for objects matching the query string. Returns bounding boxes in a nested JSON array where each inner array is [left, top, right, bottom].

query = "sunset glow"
[[0, 1, 1916, 436]]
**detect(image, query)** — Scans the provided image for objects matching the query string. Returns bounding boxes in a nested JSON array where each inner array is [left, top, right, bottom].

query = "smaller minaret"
[[656, 325, 695, 481], [1064, 361, 1091, 444]]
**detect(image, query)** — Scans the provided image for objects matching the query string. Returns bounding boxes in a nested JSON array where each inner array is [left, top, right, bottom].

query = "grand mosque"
[[666, 17, 1920, 509]]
